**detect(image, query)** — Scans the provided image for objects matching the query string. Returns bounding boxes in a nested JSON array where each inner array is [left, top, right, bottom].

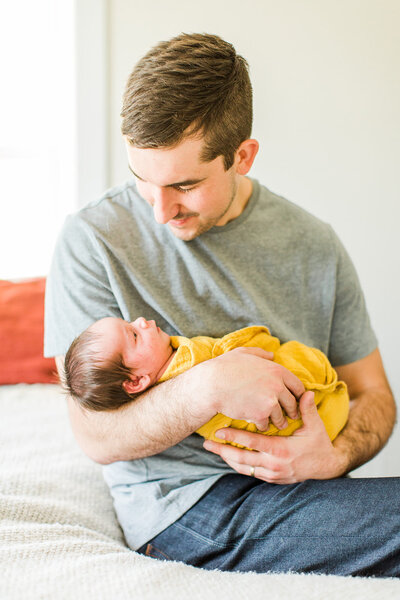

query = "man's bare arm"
[[65, 364, 212, 464], [331, 347, 396, 472], [202, 348, 396, 482], [57, 348, 305, 464]]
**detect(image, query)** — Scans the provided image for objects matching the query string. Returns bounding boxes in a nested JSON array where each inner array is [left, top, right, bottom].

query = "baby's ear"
[[122, 374, 151, 395]]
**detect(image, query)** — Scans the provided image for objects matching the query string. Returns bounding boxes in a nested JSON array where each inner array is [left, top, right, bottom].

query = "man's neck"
[[218, 175, 253, 226], [235, 176, 253, 219]]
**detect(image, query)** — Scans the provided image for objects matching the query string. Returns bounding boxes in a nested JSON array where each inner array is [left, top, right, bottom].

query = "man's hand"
[[203, 349, 396, 484], [203, 391, 346, 483], [202, 347, 304, 431]]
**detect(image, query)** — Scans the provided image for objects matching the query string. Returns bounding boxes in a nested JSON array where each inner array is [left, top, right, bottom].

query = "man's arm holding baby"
[[57, 348, 305, 464], [202, 348, 396, 482]]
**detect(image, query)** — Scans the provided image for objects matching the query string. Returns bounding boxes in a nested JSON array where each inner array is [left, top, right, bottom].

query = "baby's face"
[[90, 317, 173, 384]]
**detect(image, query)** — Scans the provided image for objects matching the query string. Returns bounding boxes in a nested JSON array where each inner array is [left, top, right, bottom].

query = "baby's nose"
[[133, 317, 149, 329]]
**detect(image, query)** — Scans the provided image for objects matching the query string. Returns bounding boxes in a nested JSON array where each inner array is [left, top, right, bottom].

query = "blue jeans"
[[138, 474, 400, 576]]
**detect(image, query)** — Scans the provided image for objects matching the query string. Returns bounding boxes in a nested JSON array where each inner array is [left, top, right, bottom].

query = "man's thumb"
[[299, 391, 317, 424]]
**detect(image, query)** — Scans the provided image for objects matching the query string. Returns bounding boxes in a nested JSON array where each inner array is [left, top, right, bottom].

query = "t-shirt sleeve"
[[327, 226, 378, 366], [44, 214, 122, 357]]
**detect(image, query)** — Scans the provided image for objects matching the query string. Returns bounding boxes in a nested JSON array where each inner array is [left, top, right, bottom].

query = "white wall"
[[105, 0, 399, 476]]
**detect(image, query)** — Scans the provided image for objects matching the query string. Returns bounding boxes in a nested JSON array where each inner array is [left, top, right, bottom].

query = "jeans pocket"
[[142, 543, 172, 561]]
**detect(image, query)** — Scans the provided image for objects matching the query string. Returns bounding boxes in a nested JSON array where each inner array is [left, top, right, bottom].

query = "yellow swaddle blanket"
[[158, 326, 349, 445]]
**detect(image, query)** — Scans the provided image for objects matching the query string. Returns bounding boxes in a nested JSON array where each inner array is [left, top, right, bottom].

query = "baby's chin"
[[155, 347, 176, 381]]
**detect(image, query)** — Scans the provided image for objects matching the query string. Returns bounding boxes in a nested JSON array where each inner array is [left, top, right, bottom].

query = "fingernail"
[[215, 430, 225, 439], [203, 441, 213, 449], [257, 424, 269, 432]]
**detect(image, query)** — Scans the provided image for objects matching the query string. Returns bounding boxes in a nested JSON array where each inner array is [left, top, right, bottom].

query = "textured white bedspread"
[[0, 384, 398, 599]]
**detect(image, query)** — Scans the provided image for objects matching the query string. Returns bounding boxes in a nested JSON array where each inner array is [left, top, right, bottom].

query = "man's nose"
[[151, 188, 179, 224]]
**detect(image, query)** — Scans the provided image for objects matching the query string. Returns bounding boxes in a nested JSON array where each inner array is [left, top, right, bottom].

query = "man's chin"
[[168, 224, 198, 241], [167, 215, 219, 240], [167, 220, 203, 241]]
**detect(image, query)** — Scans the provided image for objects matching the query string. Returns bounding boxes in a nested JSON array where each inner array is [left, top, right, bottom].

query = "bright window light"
[[0, 1, 77, 279]]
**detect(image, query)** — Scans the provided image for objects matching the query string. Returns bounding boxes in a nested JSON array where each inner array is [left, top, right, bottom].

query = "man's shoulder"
[[254, 181, 336, 249], [258, 183, 329, 228], [60, 180, 156, 245], [73, 180, 141, 224]]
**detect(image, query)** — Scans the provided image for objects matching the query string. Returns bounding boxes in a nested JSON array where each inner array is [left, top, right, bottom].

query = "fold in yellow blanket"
[[159, 326, 349, 446]]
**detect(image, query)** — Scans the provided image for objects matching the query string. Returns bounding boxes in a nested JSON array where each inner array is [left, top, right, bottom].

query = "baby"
[[63, 317, 349, 444]]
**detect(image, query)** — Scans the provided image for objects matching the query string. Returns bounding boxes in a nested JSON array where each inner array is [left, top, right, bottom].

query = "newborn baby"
[[63, 317, 349, 445]]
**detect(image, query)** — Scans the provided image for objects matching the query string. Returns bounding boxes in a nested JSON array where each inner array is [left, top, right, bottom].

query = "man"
[[45, 33, 399, 576]]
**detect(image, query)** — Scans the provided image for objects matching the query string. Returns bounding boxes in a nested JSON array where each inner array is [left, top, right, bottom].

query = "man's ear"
[[122, 374, 151, 395], [234, 139, 259, 175]]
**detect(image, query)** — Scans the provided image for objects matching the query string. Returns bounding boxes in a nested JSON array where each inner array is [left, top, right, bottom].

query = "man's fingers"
[[204, 438, 267, 465], [268, 403, 288, 430], [281, 367, 305, 400], [203, 435, 288, 478], [296, 391, 320, 428], [221, 457, 289, 483], [292, 392, 328, 438], [299, 391, 316, 415], [276, 386, 300, 421], [236, 347, 275, 360], [214, 428, 283, 454], [253, 418, 270, 432]]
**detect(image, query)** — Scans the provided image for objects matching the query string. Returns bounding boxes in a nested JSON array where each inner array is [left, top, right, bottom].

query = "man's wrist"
[[327, 446, 349, 478], [183, 359, 219, 424], [330, 435, 358, 478]]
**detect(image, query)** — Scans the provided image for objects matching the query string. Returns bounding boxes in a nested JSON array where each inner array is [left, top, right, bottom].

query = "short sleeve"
[[328, 228, 377, 366], [44, 214, 122, 357]]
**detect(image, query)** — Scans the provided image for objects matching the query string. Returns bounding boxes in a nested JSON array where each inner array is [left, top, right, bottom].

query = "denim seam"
[[173, 522, 386, 548], [173, 522, 238, 549]]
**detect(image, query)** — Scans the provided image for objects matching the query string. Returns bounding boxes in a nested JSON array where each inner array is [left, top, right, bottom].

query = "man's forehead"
[[124, 136, 217, 187]]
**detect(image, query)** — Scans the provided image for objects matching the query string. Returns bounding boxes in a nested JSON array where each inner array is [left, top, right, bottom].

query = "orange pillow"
[[0, 278, 58, 384]]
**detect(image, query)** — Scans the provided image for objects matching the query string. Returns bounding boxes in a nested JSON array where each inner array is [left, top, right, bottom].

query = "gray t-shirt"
[[44, 178, 377, 549]]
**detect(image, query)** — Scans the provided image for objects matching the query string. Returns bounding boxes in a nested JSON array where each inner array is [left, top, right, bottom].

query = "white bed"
[[1, 383, 398, 600]]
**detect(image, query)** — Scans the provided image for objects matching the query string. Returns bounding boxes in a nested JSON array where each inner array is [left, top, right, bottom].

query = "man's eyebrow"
[[128, 165, 206, 188]]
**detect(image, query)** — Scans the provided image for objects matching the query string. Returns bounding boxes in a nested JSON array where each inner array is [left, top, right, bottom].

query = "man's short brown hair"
[[121, 33, 253, 170]]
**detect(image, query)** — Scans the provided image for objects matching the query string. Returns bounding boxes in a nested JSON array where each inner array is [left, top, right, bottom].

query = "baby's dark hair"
[[63, 327, 139, 411]]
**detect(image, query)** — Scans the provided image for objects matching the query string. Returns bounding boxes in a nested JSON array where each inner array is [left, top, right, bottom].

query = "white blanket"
[[0, 384, 398, 599]]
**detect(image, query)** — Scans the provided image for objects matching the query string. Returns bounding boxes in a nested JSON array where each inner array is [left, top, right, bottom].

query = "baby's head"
[[63, 317, 173, 411]]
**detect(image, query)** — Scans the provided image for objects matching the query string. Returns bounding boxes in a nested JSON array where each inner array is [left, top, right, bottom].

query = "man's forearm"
[[68, 367, 214, 464], [64, 347, 304, 465], [333, 386, 396, 474]]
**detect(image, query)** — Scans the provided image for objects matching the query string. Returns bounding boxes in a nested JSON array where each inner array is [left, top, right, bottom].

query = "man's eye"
[[176, 186, 195, 193]]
